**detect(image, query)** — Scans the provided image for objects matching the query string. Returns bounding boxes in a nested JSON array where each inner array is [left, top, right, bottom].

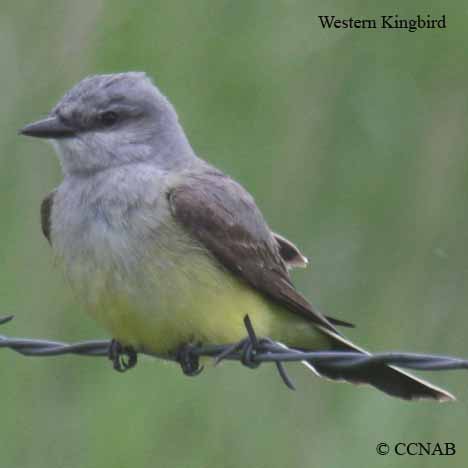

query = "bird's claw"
[[176, 343, 204, 376], [108, 339, 138, 372]]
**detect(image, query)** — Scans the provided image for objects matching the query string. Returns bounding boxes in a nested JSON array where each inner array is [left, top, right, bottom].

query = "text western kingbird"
[[20, 72, 453, 401]]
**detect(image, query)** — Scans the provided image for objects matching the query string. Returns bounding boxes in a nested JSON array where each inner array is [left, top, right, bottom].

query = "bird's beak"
[[19, 116, 75, 139]]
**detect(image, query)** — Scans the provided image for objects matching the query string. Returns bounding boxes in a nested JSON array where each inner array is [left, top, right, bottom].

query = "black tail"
[[307, 329, 454, 401]]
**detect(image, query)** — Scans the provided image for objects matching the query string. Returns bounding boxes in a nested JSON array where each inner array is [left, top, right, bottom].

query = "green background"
[[1, 1, 467, 467]]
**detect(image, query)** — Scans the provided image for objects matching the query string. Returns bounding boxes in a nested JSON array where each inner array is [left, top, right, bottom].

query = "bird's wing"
[[41, 190, 55, 245], [168, 169, 341, 332]]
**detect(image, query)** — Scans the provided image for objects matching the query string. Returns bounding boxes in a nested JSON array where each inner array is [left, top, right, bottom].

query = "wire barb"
[[213, 316, 294, 388], [0, 315, 14, 325], [1, 315, 468, 390]]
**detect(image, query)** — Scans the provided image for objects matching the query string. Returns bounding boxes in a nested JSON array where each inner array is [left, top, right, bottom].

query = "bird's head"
[[20, 72, 193, 175]]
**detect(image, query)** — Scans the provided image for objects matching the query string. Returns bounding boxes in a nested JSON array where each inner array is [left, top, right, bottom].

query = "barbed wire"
[[1, 314, 467, 390]]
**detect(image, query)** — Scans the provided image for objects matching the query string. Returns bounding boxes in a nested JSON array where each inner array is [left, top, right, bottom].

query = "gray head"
[[20, 72, 195, 175]]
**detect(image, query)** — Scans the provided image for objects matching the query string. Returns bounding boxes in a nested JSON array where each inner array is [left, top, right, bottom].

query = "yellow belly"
[[79, 251, 327, 356], [57, 207, 328, 356]]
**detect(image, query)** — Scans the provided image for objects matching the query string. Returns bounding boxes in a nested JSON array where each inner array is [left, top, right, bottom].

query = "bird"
[[20, 72, 453, 401]]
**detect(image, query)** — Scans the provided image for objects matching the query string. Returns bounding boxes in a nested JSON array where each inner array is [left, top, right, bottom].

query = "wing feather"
[[273, 232, 308, 269], [41, 191, 55, 245], [168, 170, 339, 333]]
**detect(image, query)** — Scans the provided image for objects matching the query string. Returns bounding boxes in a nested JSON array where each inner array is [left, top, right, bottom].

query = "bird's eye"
[[100, 111, 119, 127]]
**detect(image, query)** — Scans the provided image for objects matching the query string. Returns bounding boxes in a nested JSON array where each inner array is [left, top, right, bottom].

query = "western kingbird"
[[20, 72, 453, 401]]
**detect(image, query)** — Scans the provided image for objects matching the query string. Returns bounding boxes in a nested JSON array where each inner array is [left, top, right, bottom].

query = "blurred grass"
[[1, 1, 468, 467]]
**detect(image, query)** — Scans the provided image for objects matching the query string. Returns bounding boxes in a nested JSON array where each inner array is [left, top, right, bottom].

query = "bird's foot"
[[175, 343, 204, 377], [108, 339, 138, 372]]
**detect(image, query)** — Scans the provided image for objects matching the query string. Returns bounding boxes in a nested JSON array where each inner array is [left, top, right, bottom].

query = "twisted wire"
[[1, 315, 467, 389]]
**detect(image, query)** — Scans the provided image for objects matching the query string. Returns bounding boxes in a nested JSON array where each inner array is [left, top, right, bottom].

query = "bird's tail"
[[305, 327, 454, 401]]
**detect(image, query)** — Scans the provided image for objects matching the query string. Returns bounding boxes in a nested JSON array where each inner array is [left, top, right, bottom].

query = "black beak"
[[19, 116, 75, 139]]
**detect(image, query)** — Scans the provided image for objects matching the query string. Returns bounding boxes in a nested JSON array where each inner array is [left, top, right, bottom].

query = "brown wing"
[[168, 169, 339, 333], [41, 191, 55, 245]]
